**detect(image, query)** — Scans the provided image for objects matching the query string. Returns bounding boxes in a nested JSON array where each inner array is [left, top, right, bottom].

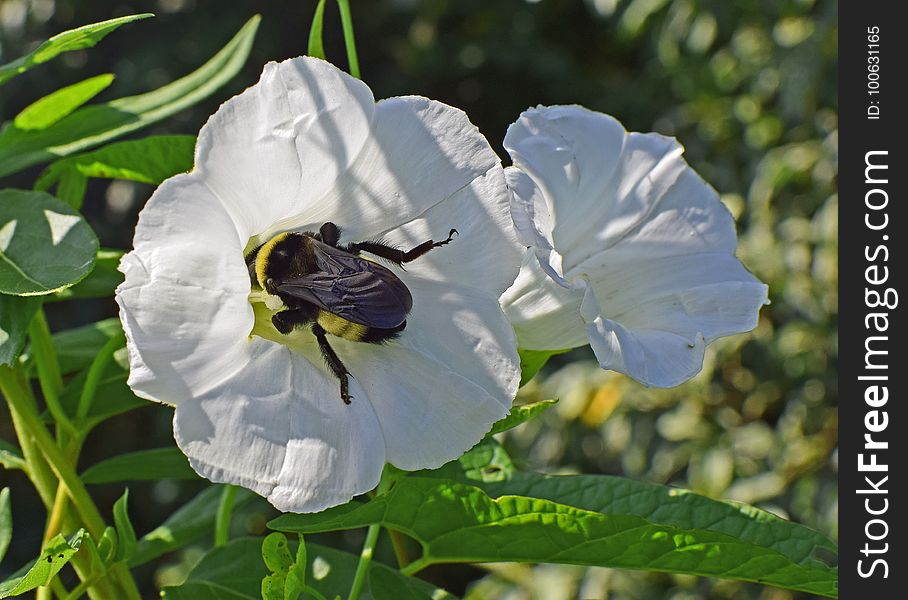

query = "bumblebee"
[[245, 222, 457, 404]]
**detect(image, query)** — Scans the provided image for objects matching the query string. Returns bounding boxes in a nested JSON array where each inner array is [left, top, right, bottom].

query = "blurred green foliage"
[[0, 0, 836, 598]]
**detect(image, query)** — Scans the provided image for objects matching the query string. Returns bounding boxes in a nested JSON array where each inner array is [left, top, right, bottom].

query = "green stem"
[[63, 577, 93, 600], [0, 366, 142, 600], [399, 557, 431, 577], [76, 334, 122, 422], [336, 0, 360, 78], [28, 310, 76, 437], [388, 529, 411, 568], [347, 523, 380, 600], [214, 484, 238, 547]]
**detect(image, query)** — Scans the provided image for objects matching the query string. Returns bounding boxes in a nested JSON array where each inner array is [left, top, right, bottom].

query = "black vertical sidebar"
[[839, 1, 905, 597]]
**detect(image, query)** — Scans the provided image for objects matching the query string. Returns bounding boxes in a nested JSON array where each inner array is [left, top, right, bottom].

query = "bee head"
[[253, 232, 305, 292]]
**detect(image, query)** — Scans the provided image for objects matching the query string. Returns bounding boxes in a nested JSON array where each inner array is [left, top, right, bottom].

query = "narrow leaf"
[[14, 74, 115, 131], [161, 538, 452, 600], [131, 486, 255, 567], [0, 529, 84, 598], [81, 447, 198, 484], [487, 399, 558, 436], [0, 14, 151, 85], [0, 16, 260, 178], [518, 348, 571, 386], [35, 136, 195, 208], [0, 294, 40, 366], [40, 317, 123, 374], [0, 488, 11, 564], [271, 476, 838, 597], [112, 489, 137, 562], [0, 440, 25, 471], [307, 0, 327, 59], [0, 189, 98, 295], [58, 364, 144, 427]]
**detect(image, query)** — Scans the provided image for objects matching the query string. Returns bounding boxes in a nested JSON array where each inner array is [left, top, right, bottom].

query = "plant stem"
[[28, 310, 75, 437], [214, 484, 238, 547], [347, 523, 380, 600], [76, 333, 122, 422], [388, 529, 411, 568], [44, 482, 69, 543], [335, 0, 360, 78], [399, 557, 431, 577]]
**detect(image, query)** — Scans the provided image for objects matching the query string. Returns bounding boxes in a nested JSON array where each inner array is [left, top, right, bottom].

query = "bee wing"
[[276, 240, 412, 328]]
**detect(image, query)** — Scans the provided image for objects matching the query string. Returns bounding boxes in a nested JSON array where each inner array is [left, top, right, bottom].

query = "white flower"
[[115, 57, 522, 513], [500, 105, 768, 387]]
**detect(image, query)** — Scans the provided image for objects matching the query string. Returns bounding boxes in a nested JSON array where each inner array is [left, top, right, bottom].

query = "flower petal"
[[500, 250, 587, 350], [339, 277, 518, 470], [116, 174, 254, 404], [505, 105, 688, 269], [284, 96, 504, 243], [195, 57, 375, 239], [505, 166, 566, 285], [174, 341, 386, 513], [376, 165, 522, 296]]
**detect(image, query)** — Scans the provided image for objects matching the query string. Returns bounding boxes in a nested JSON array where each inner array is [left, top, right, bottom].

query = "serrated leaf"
[[0, 529, 84, 598], [518, 348, 570, 386], [0, 16, 260, 178], [35, 136, 195, 209], [307, 0, 327, 60], [0, 14, 151, 86], [487, 399, 558, 436], [0, 189, 98, 295], [14, 74, 115, 131], [270, 475, 838, 598], [52, 248, 124, 300], [0, 488, 10, 564], [0, 294, 40, 366], [112, 489, 137, 562], [161, 538, 452, 600], [131, 486, 256, 567], [81, 447, 198, 484]]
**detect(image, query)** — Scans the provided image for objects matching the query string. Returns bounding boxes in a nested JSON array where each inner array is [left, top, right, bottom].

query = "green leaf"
[[52, 248, 124, 300], [42, 317, 122, 374], [307, 0, 328, 60], [112, 489, 137, 563], [0, 440, 25, 471], [81, 447, 198, 484], [14, 74, 115, 131], [487, 399, 558, 436], [271, 475, 838, 598], [261, 532, 293, 600], [0, 488, 10, 564], [518, 348, 570, 386], [162, 538, 452, 600], [131, 486, 256, 567], [58, 364, 145, 428], [0, 189, 98, 296], [0, 16, 260, 178], [0, 294, 40, 366], [35, 136, 196, 209], [439, 440, 839, 572], [0, 529, 84, 598], [97, 527, 117, 564], [0, 14, 152, 86]]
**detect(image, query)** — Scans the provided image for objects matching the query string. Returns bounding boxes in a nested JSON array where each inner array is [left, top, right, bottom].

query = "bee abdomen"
[[316, 312, 368, 342]]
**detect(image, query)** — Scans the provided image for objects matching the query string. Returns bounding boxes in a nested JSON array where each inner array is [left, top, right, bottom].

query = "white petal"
[[280, 96, 503, 242], [505, 106, 687, 274], [500, 250, 587, 350], [195, 57, 375, 239], [116, 174, 254, 404], [505, 166, 566, 285], [376, 165, 522, 296], [175, 341, 386, 513], [340, 277, 518, 470]]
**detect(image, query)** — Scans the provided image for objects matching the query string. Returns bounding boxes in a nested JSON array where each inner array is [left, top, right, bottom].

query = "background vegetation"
[[0, 0, 837, 598]]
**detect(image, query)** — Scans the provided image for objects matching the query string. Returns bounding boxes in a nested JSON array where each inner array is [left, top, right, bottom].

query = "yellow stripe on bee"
[[255, 232, 292, 289], [317, 311, 368, 341]]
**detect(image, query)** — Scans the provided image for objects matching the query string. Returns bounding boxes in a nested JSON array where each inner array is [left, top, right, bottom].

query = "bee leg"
[[311, 323, 354, 405], [272, 308, 314, 335], [346, 228, 458, 266]]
